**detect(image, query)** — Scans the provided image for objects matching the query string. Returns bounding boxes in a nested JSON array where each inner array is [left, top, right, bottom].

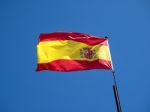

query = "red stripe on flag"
[[36, 59, 112, 72], [38, 32, 107, 46]]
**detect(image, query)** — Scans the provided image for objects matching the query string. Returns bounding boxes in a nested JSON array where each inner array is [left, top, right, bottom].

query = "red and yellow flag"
[[36, 32, 113, 72]]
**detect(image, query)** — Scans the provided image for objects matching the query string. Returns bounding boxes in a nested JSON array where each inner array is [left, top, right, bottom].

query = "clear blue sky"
[[0, 0, 150, 112]]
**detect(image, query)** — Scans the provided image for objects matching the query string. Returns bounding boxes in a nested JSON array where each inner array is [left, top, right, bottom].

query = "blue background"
[[0, 0, 150, 112]]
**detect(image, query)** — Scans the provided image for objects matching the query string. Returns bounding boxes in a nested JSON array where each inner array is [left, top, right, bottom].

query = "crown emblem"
[[80, 48, 96, 59]]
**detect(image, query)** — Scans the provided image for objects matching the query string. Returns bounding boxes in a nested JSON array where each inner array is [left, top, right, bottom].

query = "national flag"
[[36, 32, 113, 72]]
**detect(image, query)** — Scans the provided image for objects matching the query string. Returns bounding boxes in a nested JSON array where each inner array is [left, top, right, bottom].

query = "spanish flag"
[[36, 32, 113, 72]]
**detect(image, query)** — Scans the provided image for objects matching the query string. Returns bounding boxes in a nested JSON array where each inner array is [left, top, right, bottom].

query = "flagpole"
[[105, 36, 122, 112], [112, 71, 122, 112]]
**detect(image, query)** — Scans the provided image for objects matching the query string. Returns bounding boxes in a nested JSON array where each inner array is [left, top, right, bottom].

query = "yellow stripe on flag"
[[37, 40, 111, 64]]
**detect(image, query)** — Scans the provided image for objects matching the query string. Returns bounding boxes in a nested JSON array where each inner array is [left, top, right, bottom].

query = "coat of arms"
[[80, 48, 96, 59]]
